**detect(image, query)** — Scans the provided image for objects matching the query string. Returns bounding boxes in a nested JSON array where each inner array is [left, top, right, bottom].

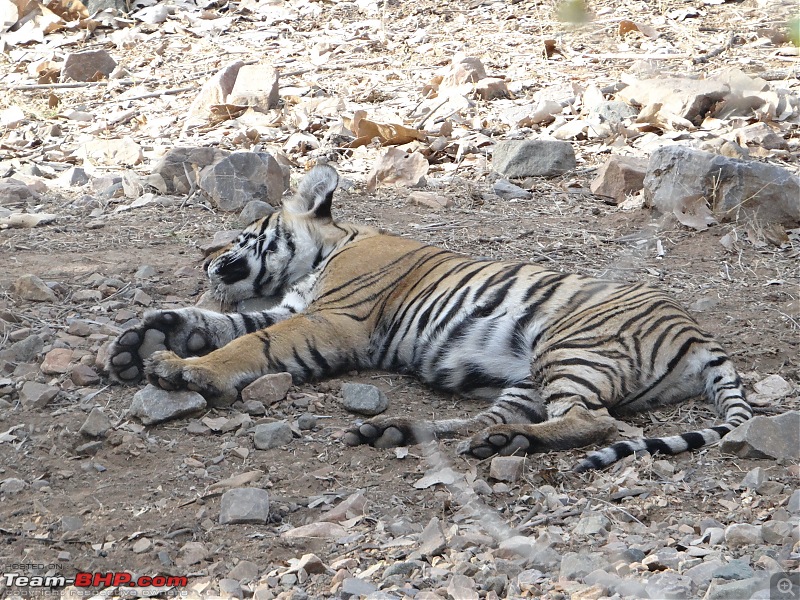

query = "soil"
[[0, 0, 799, 599]]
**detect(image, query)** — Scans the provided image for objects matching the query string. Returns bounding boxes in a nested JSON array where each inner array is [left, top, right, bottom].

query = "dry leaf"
[[45, 0, 87, 21], [0, 212, 57, 228], [346, 110, 425, 148], [366, 147, 429, 192], [674, 195, 717, 231]]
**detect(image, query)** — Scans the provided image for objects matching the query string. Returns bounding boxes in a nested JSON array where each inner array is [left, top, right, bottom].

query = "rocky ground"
[[2, 0, 800, 599]]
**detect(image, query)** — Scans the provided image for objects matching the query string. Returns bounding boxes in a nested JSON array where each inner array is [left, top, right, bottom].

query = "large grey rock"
[[129, 385, 207, 425], [644, 572, 694, 600], [703, 577, 759, 600], [559, 552, 609, 581], [590, 155, 648, 204], [152, 147, 229, 195], [19, 381, 59, 408], [724, 523, 762, 547], [253, 421, 293, 450], [238, 200, 275, 226], [492, 139, 576, 178], [241, 372, 293, 405], [198, 152, 287, 211], [0, 334, 43, 362], [719, 411, 800, 461], [616, 77, 729, 125], [219, 487, 270, 524], [417, 517, 446, 558], [62, 50, 117, 82], [11, 274, 57, 302], [341, 382, 389, 416], [644, 145, 800, 226]]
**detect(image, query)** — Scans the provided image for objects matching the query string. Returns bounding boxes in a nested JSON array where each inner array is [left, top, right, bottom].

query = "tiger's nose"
[[211, 255, 250, 284]]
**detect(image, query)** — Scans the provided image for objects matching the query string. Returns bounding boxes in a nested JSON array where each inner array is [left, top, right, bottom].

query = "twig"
[[693, 32, 736, 65]]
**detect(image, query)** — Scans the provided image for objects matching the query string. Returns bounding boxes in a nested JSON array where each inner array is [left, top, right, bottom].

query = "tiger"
[[106, 164, 753, 472]]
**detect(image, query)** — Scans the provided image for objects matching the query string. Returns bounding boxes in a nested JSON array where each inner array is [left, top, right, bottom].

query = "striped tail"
[[574, 355, 753, 473]]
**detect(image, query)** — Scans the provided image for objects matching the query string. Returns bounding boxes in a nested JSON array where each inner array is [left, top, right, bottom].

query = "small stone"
[[340, 382, 389, 416], [407, 191, 453, 211], [66, 320, 94, 337], [177, 541, 209, 566], [133, 289, 152, 306], [153, 146, 230, 194], [241, 372, 293, 405], [19, 381, 59, 408], [740, 467, 766, 490], [560, 552, 609, 581], [788, 489, 800, 513], [0, 334, 43, 362], [228, 560, 260, 582], [75, 441, 103, 456], [229, 63, 280, 109], [724, 523, 762, 547], [447, 574, 479, 600], [62, 49, 117, 82], [132, 538, 152, 554], [253, 421, 293, 450], [80, 408, 112, 438], [719, 411, 800, 461], [135, 265, 158, 279], [297, 413, 317, 430], [703, 577, 758, 600], [41, 347, 73, 374], [12, 274, 57, 302], [762, 520, 793, 544], [129, 385, 207, 425], [238, 200, 275, 227], [489, 456, 525, 483], [198, 151, 287, 211], [590, 155, 648, 204], [643, 571, 694, 600], [218, 579, 241, 596], [475, 78, 509, 100], [493, 179, 532, 200], [219, 488, 270, 524], [492, 139, 576, 178], [573, 513, 611, 536], [616, 77, 728, 124], [71, 364, 100, 386], [340, 578, 377, 599], [242, 399, 266, 415], [56, 167, 89, 187], [320, 491, 367, 523], [417, 517, 446, 558]]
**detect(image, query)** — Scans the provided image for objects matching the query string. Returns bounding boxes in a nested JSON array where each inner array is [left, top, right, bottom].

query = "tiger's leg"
[[107, 274, 317, 384], [144, 313, 367, 404], [343, 379, 547, 448]]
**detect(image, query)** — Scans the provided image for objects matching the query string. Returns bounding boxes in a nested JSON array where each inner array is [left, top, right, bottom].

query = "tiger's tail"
[[574, 354, 753, 473]]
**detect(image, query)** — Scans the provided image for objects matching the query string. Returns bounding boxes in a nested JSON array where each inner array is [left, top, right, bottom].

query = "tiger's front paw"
[[457, 425, 536, 459], [342, 417, 434, 449], [145, 351, 238, 405]]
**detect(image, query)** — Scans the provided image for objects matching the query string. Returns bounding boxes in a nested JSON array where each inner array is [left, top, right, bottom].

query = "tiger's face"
[[205, 165, 340, 305]]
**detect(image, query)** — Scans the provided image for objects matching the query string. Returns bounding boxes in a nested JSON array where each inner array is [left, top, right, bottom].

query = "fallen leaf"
[[674, 195, 717, 231], [366, 147, 429, 192]]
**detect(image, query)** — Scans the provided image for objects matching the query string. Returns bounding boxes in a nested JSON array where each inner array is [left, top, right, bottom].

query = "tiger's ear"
[[284, 165, 339, 219]]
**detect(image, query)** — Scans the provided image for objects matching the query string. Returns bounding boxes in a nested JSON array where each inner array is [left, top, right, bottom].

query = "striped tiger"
[[107, 164, 753, 471]]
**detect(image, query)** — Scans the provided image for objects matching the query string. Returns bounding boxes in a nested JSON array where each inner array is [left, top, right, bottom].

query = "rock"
[[219, 487, 270, 524], [475, 78, 509, 100], [133, 289, 152, 306], [740, 467, 766, 490], [19, 381, 59, 408], [573, 513, 611, 536], [78, 137, 143, 167], [616, 77, 729, 125], [80, 408, 112, 438], [0, 334, 43, 362], [229, 63, 280, 110], [56, 167, 89, 187], [340, 383, 389, 416], [417, 517, 446, 558], [724, 523, 762, 547], [685, 559, 725, 588], [589, 100, 638, 124], [644, 145, 800, 227], [789, 489, 800, 513], [1, 478, 27, 494], [560, 552, 609, 581], [75, 440, 103, 456], [734, 122, 789, 150], [134, 265, 157, 279], [440, 54, 487, 88], [492, 139, 576, 178], [12, 274, 57, 302], [493, 179, 532, 200], [407, 191, 453, 211], [340, 578, 377, 599], [751, 374, 794, 402], [383, 562, 420, 578], [719, 411, 800, 460], [41, 348, 73, 374], [253, 421, 293, 450], [297, 412, 317, 430], [198, 152, 287, 211], [488, 456, 525, 483], [242, 400, 266, 416], [152, 147, 230, 195], [129, 385, 207, 425], [132, 538, 152, 554], [590, 155, 648, 204], [761, 520, 794, 544], [719, 140, 750, 159], [62, 49, 117, 82], [703, 577, 759, 600], [712, 559, 755, 582], [177, 541, 209, 566], [643, 572, 694, 600], [321, 491, 367, 522], [228, 560, 260, 582], [183, 60, 245, 136], [71, 364, 100, 386], [447, 574, 479, 600], [241, 372, 293, 405], [238, 200, 275, 227], [0, 179, 40, 204], [281, 522, 346, 540], [199, 229, 241, 256]]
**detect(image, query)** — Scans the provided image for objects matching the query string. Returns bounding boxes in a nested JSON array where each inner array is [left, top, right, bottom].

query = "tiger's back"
[[107, 165, 752, 471]]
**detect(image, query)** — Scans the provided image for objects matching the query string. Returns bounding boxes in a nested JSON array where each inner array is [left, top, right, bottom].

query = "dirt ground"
[[1, 0, 799, 598]]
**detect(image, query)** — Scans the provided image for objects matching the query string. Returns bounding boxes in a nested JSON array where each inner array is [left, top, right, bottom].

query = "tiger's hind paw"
[[342, 417, 434, 449], [145, 350, 238, 405], [457, 426, 535, 459]]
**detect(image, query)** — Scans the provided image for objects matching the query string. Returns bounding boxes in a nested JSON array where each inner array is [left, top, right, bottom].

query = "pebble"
[[297, 412, 317, 430], [228, 560, 260, 582], [489, 456, 525, 483], [340, 382, 389, 416], [71, 364, 100, 386], [560, 552, 610, 581], [0, 334, 43, 362], [242, 399, 266, 416], [219, 488, 270, 524], [79, 408, 112, 438], [19, 381, 59, 408], [129, 385, 207, 425], [643, 572, 694, 600], [740, 466, 766, 490], [11, 274, 57, 302], [177, 541, 209, 566], [573, 513, 611, 536], [40, 347, 73, 374], [135, 265, 158, 279], [132, 538, 152, 553], [241, 373, 293, 405], [1, 478, 27, 494], [761, 520, 794, 544], [66, 319, 94, 337], [253, 421, 293, 450], [340, 578, 377, 599], [788, 489, 800, 513], [281, 522, 346, 540]]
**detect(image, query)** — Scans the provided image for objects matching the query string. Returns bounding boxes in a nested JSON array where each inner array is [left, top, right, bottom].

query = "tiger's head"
[[205, 164, 343, 305]]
